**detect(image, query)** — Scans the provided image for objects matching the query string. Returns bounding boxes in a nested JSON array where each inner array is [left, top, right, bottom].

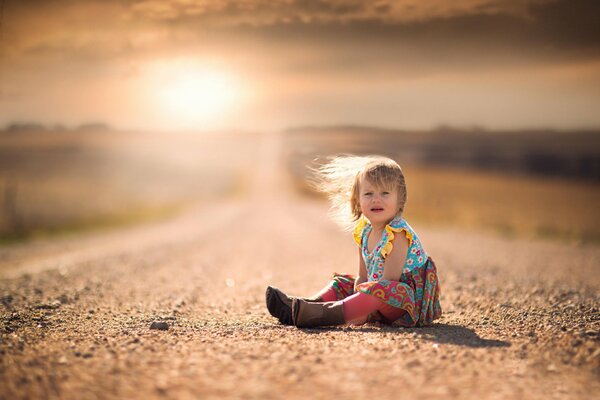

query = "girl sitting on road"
[[266, 155, 442, 328]]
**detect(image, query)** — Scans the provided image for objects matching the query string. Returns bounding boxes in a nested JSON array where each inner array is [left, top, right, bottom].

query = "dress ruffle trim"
[[353, 216, 367, 246], [380, 225, 413, 259], [353, 216, 413, 257]]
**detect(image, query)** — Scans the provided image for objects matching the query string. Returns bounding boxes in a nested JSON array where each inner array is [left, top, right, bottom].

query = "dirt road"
[[1, 132, 599, 399]]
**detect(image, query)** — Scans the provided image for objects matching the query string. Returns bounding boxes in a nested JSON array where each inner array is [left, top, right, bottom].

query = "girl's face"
[[358, 178, 399, 226]]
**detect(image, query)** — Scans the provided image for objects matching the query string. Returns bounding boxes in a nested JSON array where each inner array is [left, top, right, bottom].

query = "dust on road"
[[1, 132, 599, 399]]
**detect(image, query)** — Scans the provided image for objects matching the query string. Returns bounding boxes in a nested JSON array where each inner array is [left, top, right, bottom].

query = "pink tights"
[[314, 287, 404, 325]]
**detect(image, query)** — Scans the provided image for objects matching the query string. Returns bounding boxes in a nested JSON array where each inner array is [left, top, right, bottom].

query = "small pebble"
[[35, 301, 61, 310], [405, 359, 421, 368], [150, 321, 169, 331], [1, 295, 14, 307]]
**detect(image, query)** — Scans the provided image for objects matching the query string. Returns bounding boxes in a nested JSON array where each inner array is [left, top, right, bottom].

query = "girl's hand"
[[353, 276, 367, 293]]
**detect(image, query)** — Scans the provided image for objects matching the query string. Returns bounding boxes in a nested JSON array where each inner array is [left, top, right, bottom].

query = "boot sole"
[[292, 298, 301, 327], [265, 287, 293, 325]]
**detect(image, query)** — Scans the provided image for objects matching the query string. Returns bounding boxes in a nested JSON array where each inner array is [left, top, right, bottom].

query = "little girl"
[[266, 155, 442, 328]]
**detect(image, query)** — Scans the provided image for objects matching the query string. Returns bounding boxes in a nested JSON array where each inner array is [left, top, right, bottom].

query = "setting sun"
[[145, 60, 244, 130]]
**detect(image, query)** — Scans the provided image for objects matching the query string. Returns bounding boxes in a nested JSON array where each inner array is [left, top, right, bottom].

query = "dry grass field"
[[1, 127, 598, 247], [285, 128, 600, 245], [0, 129, 258, 241], [2, 127, 599, 247], [398, 165, 598, 244]]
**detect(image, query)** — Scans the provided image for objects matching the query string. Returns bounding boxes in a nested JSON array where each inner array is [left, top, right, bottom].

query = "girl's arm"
[[354, 246, 368, 291], [382, 234, 410, 281]]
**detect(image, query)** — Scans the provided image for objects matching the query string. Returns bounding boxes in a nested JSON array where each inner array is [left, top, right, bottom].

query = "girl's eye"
[[364, 192, 373, 196], [382, 191, 390, 195]]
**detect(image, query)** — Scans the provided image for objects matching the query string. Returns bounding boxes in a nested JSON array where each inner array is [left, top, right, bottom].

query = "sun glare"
[[147, 60, 244, 130]]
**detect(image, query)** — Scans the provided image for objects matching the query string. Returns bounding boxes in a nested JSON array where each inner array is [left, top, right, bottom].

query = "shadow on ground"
[[294, 322, 511, 348], [409, 323, 511, 348]]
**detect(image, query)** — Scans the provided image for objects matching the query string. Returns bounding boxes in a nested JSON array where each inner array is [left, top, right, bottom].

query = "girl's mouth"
[[371, 207, 384, 213]]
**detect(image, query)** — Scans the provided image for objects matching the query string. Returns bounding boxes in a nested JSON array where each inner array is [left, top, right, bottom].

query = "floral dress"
[[329, 215, 442, 327]]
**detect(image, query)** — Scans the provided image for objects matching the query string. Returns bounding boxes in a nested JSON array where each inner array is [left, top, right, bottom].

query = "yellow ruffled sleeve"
[[380, 225, 413, 259], [353, 217, 367, 247]]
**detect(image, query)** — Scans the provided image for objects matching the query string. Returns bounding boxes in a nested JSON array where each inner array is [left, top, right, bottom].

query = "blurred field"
[[0, 129, 257, 241], [403, 166, 600, 243], [285, 126, 600, 180], [1, 126, 599, 245], [285, 127, 600, 245]]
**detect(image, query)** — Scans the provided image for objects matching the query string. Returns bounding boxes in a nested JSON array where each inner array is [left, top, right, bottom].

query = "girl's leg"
[[267, 274, 355, 326], [306, 285, 337, 302], [307, 274, 355, 302], [374, 302, 405, 323], [342, 292, 404, 325], [341, 292, 380, 324]]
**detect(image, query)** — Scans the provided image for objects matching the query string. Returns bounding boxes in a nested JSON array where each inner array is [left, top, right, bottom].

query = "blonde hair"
[[311, 155, 407, 230]]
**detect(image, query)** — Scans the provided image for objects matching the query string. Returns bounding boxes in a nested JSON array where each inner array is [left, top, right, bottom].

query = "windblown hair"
[[311, 155, 407, 231]]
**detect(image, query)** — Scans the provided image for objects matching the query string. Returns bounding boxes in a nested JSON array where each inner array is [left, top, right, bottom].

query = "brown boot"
[[265, 286, 294, 325], [292, 298, 346, 328], [266, 286, 323, 325]]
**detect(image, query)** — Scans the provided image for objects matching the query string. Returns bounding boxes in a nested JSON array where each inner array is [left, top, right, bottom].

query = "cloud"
[[4, 0, 600, 77], [528, 0, 600, 48], [5, 0, 600, 53]]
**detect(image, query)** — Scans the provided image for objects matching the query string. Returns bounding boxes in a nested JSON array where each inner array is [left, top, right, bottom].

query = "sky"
[[1, 0, 599, 132]]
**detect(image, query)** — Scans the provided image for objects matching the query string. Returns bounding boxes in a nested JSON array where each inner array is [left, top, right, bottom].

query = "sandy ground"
[[1, 132, 599, 400]]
